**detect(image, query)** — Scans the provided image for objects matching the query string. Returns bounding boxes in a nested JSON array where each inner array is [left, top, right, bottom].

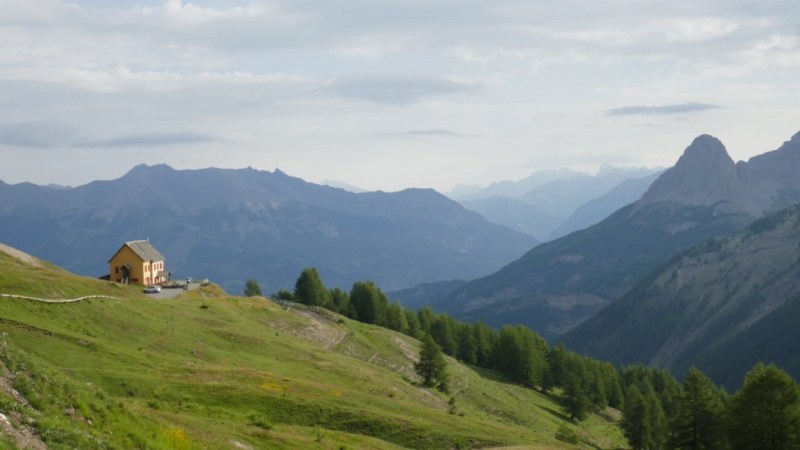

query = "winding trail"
[[0, 293, 116, 304]]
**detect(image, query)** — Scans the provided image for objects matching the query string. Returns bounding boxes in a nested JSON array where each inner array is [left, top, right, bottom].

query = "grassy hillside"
[[0, 246, 625, 449]]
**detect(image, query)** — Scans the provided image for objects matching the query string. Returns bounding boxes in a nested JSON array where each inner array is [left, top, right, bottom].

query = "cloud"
[[134, 0, 265, 24], [1, 0, 799, 192], [0, 121, 217, 149], [0, 122, 77, 148], [665, 18, 739, 43], [84, 132, 217, 147], [323, 75, 476, 104], [381, 129, 468, 139], [607, 103, 721, 116]]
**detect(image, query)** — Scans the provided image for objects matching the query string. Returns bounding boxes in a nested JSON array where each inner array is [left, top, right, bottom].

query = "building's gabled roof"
[[108, 240, 165, 263]]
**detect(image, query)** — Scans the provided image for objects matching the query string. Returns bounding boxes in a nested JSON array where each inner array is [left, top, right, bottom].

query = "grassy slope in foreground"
[[0, 249, 624, 449]]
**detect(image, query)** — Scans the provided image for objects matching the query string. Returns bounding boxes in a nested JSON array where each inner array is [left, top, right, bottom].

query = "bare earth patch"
[[294, 310, 347, 350], [0, 243, 42, 268], [0, 360, 47, 450], [265, 309, 346, 350]]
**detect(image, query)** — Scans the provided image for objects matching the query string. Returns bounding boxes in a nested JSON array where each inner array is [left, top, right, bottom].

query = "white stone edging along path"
[[0, 293, 116, 304]]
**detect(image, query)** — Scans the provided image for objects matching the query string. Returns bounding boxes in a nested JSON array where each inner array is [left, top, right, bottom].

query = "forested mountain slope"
[[562, 204, 800, 389]]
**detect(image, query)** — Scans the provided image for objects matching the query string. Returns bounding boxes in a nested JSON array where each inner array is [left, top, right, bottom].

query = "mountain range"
[[0, 165, 536, 293], [456, 166, 661, 241], [427, 131, 800, 341]]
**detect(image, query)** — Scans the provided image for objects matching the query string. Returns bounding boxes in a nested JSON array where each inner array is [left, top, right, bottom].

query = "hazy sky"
[[1, 0, 798, 192]]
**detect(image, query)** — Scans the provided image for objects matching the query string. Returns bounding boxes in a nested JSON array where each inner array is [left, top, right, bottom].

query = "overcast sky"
[[1, 0, 798, 192]]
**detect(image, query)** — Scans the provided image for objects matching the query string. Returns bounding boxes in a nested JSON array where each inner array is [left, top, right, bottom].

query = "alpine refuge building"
[[108, 240, 167, 287]]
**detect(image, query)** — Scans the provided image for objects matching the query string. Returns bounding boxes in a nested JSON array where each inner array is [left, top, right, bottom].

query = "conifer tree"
[[456, 324, 477, 365], [415, 334, 449, 392], [588, 365, 608, 411], [493, 325, 547, 388], [404, 309, 422, 338], [623, 385, 649, 449], [472, 322, 496, 368], [729, 363, 800, 450], [670, 367, 725, 450], [430, 316, 457, 356], [293, 268, 330, 307], [544, 344, 568, 392], [622, 381, 668, 450], [417, 307, 436, 334], [329, 288, 352, 316], [383, 301, 409, 333], [243, 279, 262, 297], [563, 357, 591, 421], [600, 362, 624, 409], [644, 386, 668, 450], [275, 289, 293, 301], [349, 281, 386, 324]]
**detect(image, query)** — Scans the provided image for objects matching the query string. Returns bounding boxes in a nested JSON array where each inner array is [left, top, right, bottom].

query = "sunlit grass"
[[0, 251, 626, 449]]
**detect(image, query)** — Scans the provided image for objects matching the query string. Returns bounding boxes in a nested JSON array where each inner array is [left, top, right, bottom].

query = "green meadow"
[[0, 249, 625, 449]]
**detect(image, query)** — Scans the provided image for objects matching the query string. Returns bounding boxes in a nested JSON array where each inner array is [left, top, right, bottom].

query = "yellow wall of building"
[[109, 245, 166, 287]]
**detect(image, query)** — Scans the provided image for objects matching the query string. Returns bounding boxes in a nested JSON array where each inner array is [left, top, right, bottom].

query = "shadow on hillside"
[[468, 365, 511, 383], [540, 404, 571, 422]]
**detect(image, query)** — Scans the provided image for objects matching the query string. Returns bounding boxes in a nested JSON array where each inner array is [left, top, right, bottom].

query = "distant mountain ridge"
[[450, 168, 585, 202], [0, 165, 536, 293], [548, 171, 663, 240], [458, 197, 562, 241], [431, 131, 800, 341], [456, 166, 661, 241]]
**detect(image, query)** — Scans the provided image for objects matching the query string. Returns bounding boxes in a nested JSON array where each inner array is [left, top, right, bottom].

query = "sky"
[[1, 0, 799, 193]]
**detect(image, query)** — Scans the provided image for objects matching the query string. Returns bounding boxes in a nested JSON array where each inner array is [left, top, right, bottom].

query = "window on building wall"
[[115, 267, 119, 274]]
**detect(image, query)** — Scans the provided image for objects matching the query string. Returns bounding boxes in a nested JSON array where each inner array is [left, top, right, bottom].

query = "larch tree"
[[293, 268, 330, 307], [243, 279, 262, 297], [415, 334, 449, 392], [349, 281, 385, 324], [670, 367, 725, 450], [622, 381, 668, 450], [729, 363, 800, 450]]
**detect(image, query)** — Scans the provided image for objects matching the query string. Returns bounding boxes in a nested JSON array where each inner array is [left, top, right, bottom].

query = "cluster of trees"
[[264, 268, 800, 450], [271, 268, 630, 420], [620, 363, 800, 450]]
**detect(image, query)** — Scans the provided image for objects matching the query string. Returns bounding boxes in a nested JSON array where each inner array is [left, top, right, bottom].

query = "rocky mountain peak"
[[677, 134, 734, 168], [638, 134, 747, 212]]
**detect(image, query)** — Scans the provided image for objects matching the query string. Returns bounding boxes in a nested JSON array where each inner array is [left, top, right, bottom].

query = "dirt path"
[[283, 310, 347, 350], [392, 335, 418, 362]]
